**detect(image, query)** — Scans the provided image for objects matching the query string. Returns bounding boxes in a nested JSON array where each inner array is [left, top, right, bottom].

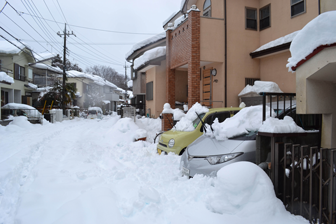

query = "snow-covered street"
[[0, 115, 308, 224]]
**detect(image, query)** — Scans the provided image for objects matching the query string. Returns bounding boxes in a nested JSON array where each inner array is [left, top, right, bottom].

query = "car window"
[[192, 113, 205, 128], [229, 130, 257, 140], [88, 110, 97, 114]]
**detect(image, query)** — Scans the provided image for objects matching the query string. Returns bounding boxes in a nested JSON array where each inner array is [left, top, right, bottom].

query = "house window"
[[28, 68, 33, 80], [291, 0, 305, 17], [245, 78, 260, 86], [14, 63, 25, 81], [246, 8, 257, 30], [260, 4, 270, 30], [203, 0, 211, 17], [146, 81, 153, 101]]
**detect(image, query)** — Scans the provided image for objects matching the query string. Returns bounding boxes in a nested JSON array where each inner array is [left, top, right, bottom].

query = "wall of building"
[[320, 0, 336, 13], [175, 70, 188, 103], [260, 51, 296, 93]]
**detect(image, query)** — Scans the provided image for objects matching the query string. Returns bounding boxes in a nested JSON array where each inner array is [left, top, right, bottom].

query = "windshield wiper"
[[195, 112, 211, 133]]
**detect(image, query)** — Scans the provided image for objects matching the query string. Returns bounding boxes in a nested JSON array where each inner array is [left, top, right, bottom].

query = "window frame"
[[14, 63, 25, 81], [203, 0, 211, 17], [245, 7, 258, 31], [291, 0, 306, 18], [146, 81, 153, 101], [259, 4, 271, 31]]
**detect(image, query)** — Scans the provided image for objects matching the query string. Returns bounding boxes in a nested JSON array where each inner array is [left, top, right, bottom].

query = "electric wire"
[[43, 0, 61, 30]]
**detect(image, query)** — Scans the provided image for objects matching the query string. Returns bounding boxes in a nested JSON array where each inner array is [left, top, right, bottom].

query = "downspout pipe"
[[318, 0, 320, 14], [224, 0, 227, 107]]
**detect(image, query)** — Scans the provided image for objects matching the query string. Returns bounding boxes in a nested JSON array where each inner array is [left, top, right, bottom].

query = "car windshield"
[[192, 113, 205, 129], [88, 110, 97, 114], [229, 130, 257, 140]]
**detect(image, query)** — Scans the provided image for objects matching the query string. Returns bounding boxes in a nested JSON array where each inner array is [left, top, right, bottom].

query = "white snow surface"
[[253, 30, 299, 53], [161, 103, 186, 121], [163, 11, 179, 26], [173, 102, 209, 132], [27, 82, 38, 89], [238, 81, 283, 96], [133, 46, 166, 70], [2, 103, 38, 111], [88, 106, 103, 113], [0, 72, 14, 84], [0, 115, 308, 224], [259, 116, 305, 133], [0, 40, 27, 54], [287, 11, 336, 71], [29, 63, 63, 73], [125, 32, 166, 60], [205, 105, 275, 140], [34, 52, 57, 62], [173, 14, 188, 28]]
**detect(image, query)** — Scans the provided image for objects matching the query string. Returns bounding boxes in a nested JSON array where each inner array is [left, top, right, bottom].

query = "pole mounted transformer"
[[57, 23, 76, 115]]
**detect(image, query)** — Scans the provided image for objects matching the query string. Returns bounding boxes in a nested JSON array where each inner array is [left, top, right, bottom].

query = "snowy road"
[[0, 115, 308, 224]]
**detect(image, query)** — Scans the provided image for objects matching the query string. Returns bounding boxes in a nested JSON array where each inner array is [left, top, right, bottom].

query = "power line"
[[20, 11, 159, 35], [43, 0, 61, 30], [21, 39, 135, 45]]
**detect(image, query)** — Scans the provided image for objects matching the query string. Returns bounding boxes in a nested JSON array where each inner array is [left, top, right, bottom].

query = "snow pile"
[[259, 116, 305, 133], [238, 81, 283, 96], [161, 103, 186, 120], [133, 46, 166, 70], [134, 129, 147, 140], [0, 72, 14, 84], [27, 82, 37, 89], [173, 102, 209, 132], [0, 40, 27, 54], [127, 90, 134, 99], [163, 11, 179, 26], [135, 116, 161, 143], [287, 11, 336, 71], [125, 32, 166, 60], [162, 103, 173, 114], [253, 30, 299, 52], [205, 105, 274, 140], [0, 114, 308, 224], [206, 162, 307, 224], [2, 103, 37, 110]]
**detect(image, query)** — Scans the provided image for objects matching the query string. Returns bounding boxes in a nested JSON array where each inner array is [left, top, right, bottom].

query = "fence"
[[122, 106, 136, 121], [272, 143, 336, 224]]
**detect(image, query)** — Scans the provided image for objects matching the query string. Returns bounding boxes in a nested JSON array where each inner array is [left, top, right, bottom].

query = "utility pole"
[[124, 62, 129, 105], [57, 23, 75, 115]]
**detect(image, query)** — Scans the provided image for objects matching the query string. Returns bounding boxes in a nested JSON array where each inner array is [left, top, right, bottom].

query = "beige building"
[[126, 0, 323, 118]]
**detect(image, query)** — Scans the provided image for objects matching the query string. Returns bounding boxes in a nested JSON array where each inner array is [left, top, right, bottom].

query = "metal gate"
[[273, 143, 336, 224]]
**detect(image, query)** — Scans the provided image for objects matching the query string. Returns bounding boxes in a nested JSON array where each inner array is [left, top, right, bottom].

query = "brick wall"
[[166, 9, 201, 109]]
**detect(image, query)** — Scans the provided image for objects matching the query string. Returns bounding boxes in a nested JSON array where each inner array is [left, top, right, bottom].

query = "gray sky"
[[0, 0, 181, 77]]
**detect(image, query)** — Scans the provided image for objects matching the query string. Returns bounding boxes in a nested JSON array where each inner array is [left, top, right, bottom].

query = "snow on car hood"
[[187, 135, 244, 157]]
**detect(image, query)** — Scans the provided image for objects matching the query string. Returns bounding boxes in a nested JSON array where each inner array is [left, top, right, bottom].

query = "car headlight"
[[168, 139, 175, 148], [205, 152, 243, 165]]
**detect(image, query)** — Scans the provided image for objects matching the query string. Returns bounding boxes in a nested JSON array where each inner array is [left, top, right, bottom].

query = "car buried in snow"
[[87, 107, 103, 119], [157, 107, 241, 155]]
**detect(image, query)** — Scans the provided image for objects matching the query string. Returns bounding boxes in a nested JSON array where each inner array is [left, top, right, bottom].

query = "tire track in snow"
[[0, 120, 89, 224]]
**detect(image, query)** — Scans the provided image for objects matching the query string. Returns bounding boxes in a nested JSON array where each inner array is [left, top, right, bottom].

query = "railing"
[[273, 143, 336, 224], [260, 92, 296, 121]]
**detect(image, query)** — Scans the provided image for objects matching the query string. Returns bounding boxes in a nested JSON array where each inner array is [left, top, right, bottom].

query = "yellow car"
[[157, 107, 241, 155]]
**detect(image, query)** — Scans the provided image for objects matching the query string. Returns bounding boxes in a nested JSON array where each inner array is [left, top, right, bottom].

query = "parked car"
[[1, 103, 43, 123], [157, 107, 241, 155], [180, 131, 257, 178], [87, 107, 103, 119]]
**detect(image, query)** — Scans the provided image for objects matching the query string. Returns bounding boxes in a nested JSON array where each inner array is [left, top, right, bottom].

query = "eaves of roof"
[[250, 42, 291, 59], [126, 37, 166, 62], [135, 55, 166, 72], [291, 43, 336, 71]]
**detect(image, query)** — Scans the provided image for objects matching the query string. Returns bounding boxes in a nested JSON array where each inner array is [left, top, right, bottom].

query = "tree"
[[86, 65, 129, 89], [39, 80, 77, 108], [52, 54, 83, 72]]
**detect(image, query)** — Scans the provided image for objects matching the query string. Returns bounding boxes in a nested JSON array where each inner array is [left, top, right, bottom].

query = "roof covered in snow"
[[133, 46, 166, 70], [29, 63, 63, 73], [253, 30, 299, 53], [0, 40, 32, 55], [67, 70, 117, 89], [238, 81, 283, 97], [287, 11, 336, 71], [34, 52, 57, 62], [125, 32, 166, 60], [0, 72, 14, 84]]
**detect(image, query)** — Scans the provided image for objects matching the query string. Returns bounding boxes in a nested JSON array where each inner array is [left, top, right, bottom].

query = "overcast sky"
[[0, 0, 181, 77]]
